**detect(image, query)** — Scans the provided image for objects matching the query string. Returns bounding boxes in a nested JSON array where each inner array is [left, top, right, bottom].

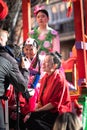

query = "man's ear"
[[0, 37, 3, 42]]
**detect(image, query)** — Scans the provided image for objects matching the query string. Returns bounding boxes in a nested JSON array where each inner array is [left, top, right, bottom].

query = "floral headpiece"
[[25, 38, 35, 45], [34, 5, 45, 16]]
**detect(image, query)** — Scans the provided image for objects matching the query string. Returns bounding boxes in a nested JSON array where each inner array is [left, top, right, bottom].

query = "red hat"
[[0, 0, 8, 20]]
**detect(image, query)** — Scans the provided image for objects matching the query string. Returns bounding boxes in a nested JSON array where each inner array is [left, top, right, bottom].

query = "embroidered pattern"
[[29, 28, 57, 54]]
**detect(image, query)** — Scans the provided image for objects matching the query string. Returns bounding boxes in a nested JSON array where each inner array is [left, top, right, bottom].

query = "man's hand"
[[21, 57, 29, 70], [22, 90, 30, 102]]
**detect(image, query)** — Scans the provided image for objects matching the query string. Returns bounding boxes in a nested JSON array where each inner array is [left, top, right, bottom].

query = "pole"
[[16, 92, 20, 130], [80, 0, 87, 81], [22, 0, 31, 41], [5, 99, 9, 130]]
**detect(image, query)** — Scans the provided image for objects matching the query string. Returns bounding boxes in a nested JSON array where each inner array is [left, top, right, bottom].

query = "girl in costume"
[[19, 38, 41, 130], [29, 5, 60, 56]]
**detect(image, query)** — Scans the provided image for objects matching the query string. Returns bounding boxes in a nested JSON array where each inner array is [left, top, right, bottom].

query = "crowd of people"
[[0, 2, 83, 130]]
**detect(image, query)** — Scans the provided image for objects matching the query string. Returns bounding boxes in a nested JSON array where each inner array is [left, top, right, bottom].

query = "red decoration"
[[62, 57, 76, 72], [0, 0, 8, 20], [63, 0, 78, 2], [66, 2, 73, 17], [63, 0, 79, 17]]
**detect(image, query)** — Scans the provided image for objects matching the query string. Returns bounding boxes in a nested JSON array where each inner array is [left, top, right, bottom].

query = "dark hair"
[[33, 40, 38, 49], [5, 43, 21, 58], [36, 9, 49, 17], [47, 51, 62, 69], [53, 112, 83, 130]]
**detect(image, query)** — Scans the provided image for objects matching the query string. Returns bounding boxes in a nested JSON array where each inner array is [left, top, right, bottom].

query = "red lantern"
[[0, 0, 8, 20]]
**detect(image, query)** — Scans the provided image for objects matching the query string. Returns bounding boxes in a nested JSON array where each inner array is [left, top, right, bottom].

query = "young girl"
[[19, 38, 41, 130], [30, 5, 60, 56]]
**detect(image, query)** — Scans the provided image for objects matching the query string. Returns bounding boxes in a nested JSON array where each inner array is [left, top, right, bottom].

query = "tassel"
[[66, 2, 73, 17], [63, 0, 77, 2], [46, 0, 49, 4]]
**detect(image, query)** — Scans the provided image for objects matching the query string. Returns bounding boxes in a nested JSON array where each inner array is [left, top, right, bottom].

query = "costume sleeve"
[[52, 32, 60, 53], [49, 77, 72, 113]]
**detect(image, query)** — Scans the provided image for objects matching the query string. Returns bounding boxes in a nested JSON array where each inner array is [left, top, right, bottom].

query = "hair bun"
[[55, 51, 62, 59]]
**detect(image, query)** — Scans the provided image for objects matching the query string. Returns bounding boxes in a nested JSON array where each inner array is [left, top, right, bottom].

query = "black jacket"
[[0, 46, 29, 96]]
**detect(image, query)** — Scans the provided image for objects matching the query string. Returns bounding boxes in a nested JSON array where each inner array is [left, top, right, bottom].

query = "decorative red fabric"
[[62, 57, 77, 72], [0, 0, 8, 20], [19, 88, 39, 115]]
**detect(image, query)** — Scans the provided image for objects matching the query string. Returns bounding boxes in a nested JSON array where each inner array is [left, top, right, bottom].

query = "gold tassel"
[[46, 0, 49, 4], [66, 1, 72, 17]]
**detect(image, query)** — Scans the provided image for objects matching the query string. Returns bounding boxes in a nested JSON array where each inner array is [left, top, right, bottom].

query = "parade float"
[[1, 0, 87, 129], [21, 0, 87, 129]]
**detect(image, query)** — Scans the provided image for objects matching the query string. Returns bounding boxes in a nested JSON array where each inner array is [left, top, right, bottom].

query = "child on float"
[[19, 37, 41, 130]]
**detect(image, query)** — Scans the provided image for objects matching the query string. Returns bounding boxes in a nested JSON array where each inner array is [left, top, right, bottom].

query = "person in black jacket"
[[0, 29, 29, 130]]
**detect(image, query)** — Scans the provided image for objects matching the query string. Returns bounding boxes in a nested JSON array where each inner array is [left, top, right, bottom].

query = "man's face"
[[0, 31, 8, 46]]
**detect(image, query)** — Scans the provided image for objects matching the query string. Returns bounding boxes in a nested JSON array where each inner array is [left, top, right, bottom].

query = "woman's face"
[[36, 11, 49, 26], [42, 55, 55, 74]]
